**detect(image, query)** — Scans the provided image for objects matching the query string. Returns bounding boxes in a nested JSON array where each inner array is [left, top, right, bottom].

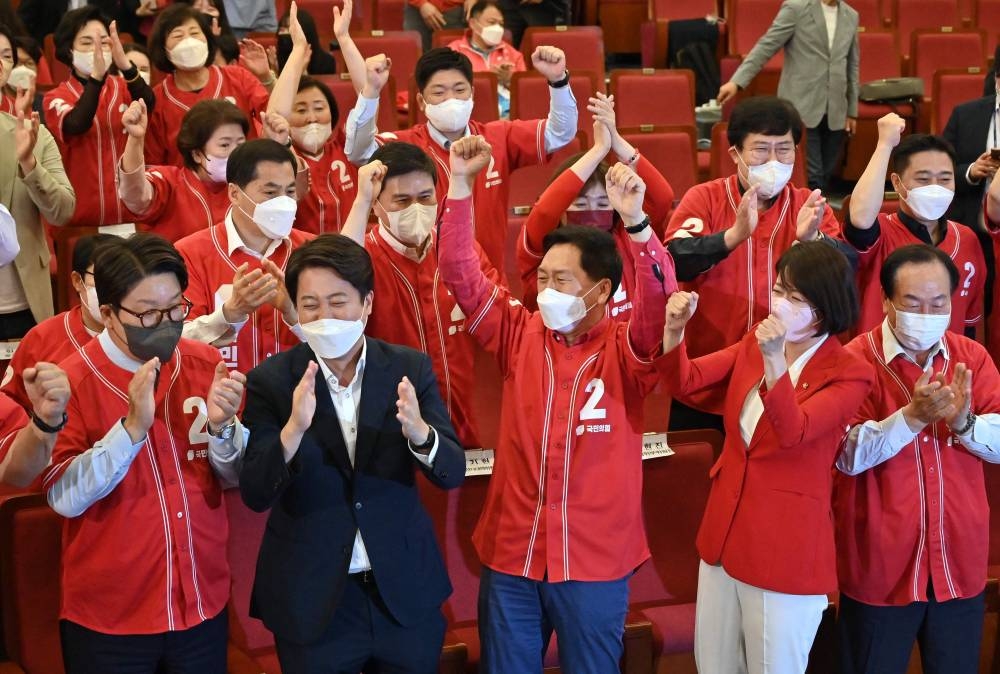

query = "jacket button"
[[355, 502, 362, 510]]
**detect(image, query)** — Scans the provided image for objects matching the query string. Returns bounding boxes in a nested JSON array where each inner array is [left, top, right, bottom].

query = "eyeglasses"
[[117, 298, 193, 328], [745, 144, 796, 163]]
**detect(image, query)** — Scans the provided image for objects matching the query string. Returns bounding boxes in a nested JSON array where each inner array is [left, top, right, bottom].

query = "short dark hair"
[[727, 96, 803, 148], [468, 0, 501, 19], [53, 6, 107, 66], [297, 76, 340, 129], [123, 41, 149, 60], [285, 234, 375, 303], [13, 36, 41, 64], [176, 99, 249, 171], [72, 233, 119, 276], [890, 134, 957, 175], [369, 141, 438, 187], [93, 233, 189, 307], [214, 32, 239, 64], [226, 139, 297, 187], [415, 47, 473, 92], [549, 151, 609, 196], [542, 225, 623, 295], [148, 4, 216, 74], [880, 244, 959, 298], [775, 241, 859, 336]]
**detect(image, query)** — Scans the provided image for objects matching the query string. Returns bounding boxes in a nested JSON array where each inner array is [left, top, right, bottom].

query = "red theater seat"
[[722, 0, 784, 97], [908, 29, 986, 90], [520, 26, 607, 87], [510, 71, 601, 144], [628, 430, 721, 671], [974, 0, 1000, 47], [931, 68, 989, 135], [639, 0, 719, 69], [891, 0, 962, 61], [620, 126, 698, 203], [0, 493, 64, 674], [609, 69, 696, 129]]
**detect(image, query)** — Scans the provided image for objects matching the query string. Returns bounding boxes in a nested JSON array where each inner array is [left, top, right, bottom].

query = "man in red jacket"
[[439, 134, 676, 672], [835, 244, 1000, 674], [340, 141, 501, 449]]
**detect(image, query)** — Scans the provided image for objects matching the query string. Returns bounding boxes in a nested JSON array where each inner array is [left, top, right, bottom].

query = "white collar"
[[376, 225, 431, 263], [880, 318, 949, 370], [224, 210, 285, 259], [786, 334, 828, 385], [426, 122, 470, 150], [314, 338, 367, 393], [97, 328, 145, 374]]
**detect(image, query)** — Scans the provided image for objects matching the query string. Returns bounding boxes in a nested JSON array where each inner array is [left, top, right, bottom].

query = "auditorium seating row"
[[3, 426, 1000, 673]]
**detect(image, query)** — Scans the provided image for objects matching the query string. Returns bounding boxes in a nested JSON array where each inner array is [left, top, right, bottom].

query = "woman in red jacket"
[[659, 241, 873, 674], [515, 91, 674, 317]]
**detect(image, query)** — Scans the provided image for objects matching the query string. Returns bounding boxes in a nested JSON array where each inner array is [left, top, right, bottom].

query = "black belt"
[[349, 569, 375, 586]]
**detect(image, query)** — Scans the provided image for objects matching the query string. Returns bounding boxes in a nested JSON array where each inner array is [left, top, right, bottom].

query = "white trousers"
[[694, 561, 828, 674]]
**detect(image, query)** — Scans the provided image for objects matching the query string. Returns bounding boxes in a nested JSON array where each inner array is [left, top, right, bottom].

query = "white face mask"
[[0, 58, 12, 87], [901, 184, 954, 222], [423, 97, 474, 134], [82, 284, 102, 324], [7, 64, 36, 91], [480, 23, 504, 46], [891, 306, 950, 352], [290, 122, 332, 155], [301, 318, 365, 359], [771, 296, 816, 342], [238, 188, 298, 240], [536, 284, 599, 333], [168, 37, 209, 70], [378, 201, 436, 246], [735, 150, 793, 199], [202, 153, 228, 183], [72, 49, 112, 78]]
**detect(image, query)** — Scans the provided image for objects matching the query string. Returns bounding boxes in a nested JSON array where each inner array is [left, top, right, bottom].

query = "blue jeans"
[[478, 566, 629, 674]]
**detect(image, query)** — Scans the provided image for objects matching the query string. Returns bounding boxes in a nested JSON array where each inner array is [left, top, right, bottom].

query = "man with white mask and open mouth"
[[846, 113, 987, 340], [339, 140, 502, 451]]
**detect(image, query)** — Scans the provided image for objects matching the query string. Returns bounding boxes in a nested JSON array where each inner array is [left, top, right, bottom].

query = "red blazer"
[[659, 331, 873, 594]]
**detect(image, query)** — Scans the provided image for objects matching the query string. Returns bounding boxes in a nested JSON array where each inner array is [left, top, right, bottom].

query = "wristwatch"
[[412, 426, 436, 450], [954, 411, 976, 436], [548, 70, 570, 88], [31, 411, 67, 434], [209, 419, 237, 440], [624, 215, 651, 234]]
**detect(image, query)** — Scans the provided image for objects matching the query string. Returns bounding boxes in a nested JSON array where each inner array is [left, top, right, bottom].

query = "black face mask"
[[121, 320, 183, 363]]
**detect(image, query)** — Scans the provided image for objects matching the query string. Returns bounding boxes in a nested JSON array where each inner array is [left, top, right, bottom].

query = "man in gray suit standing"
[[718, 0, 860, 191]]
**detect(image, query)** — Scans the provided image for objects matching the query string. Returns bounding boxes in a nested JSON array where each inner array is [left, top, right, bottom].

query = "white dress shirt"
[[836, 320, 1000, 475], [821, 2, 838, 51], [738, 335, 828, 446], [47, 330, 247, 518], [0, 203, 19, 267], [343, 84, 578, 164], [313, 340, 439, 573]]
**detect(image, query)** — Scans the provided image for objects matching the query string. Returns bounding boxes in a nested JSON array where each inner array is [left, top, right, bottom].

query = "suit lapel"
[[810, 0, 830, 56], [747, 336, 841, 451], [354, 338, 393, 474], [294, 345, 353, 476]]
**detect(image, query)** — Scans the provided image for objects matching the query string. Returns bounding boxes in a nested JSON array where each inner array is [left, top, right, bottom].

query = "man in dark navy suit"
[[239, 233, 465, 674]]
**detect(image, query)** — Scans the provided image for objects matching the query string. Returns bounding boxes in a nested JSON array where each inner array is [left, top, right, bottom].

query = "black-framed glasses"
[[116, 298, 193, 328]]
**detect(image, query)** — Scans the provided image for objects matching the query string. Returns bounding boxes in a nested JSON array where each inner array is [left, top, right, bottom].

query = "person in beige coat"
[[0, 108, 76, 342]]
